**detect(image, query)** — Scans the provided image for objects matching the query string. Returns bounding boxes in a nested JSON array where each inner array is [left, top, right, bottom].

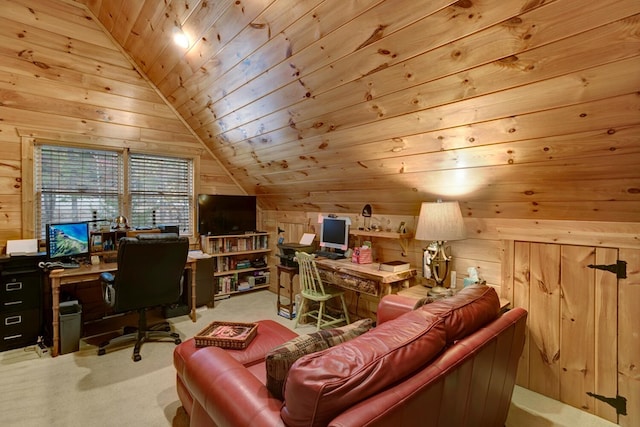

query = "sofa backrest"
[[281, 309, 447, 427], [417, 284, 501, 343], [329, 307, 528, 427]]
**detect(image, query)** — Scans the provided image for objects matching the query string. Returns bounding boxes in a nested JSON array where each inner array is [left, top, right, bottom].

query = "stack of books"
[[379, 260, 411, 272], [278, 303, 296, 319]]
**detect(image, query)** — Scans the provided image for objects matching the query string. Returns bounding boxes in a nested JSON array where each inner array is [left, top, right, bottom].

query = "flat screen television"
[[46, 221, 90, 261], [319, 216, 350, 251], [197, 194, 257, 235]]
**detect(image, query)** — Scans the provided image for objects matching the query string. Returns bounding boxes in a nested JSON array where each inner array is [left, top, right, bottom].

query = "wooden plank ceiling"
[[81, 0, 640, 220]]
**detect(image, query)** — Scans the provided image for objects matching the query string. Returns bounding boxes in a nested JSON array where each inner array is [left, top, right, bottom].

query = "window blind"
[[35, 145, 122, 238], [129, 153, 193, 234]]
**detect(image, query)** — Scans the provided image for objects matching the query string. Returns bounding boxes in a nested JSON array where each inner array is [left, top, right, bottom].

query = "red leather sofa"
[[174, 285, 527, 427]]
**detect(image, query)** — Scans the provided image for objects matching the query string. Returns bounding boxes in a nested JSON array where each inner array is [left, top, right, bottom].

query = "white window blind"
[[35, 145, 122, 238], [129, 153, 193, 234]]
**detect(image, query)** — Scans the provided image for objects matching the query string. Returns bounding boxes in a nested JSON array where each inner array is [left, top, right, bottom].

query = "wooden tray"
[[194, 321, 258, 349]]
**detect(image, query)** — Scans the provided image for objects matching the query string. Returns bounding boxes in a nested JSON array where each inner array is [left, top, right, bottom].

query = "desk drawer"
[[318, 269, 379, 296], [0, 307, 40, 351], [0, 271, 41, 312]]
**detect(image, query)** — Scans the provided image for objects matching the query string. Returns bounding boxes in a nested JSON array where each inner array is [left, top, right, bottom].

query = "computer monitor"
[[319, 216, 350, 251], [46, 221, 90, 261]]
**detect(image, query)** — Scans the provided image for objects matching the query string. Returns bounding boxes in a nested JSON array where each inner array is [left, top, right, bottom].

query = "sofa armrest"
[[376, 294, 418, 324], [183, 347, 285, 427]]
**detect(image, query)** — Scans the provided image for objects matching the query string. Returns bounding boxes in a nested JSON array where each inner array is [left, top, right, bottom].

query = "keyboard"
[[39, 261, 81, 270], [60, 263, 81, 269], [315, 251, 345, 260]]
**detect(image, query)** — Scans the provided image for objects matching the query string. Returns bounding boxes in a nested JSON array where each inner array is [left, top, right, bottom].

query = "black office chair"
[[98, 233, 189, 361]]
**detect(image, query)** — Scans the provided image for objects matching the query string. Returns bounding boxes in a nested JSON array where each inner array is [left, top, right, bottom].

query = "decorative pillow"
[[412, 295, 438, 309], [265, 318, 373, 400]]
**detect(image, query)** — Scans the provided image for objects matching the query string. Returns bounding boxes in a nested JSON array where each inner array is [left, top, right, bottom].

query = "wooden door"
[[512, 242, 621, 423]]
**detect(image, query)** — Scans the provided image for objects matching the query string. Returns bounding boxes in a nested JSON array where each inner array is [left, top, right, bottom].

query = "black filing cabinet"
[[0, 255, 45, 352]]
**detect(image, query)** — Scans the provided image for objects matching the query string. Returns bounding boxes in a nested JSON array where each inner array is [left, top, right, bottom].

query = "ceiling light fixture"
[[172, 26, 190, 49]]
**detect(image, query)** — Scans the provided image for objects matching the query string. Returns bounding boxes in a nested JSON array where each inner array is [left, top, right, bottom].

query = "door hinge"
[[587, 260, 627, 279], [587, 392, 627, 415]]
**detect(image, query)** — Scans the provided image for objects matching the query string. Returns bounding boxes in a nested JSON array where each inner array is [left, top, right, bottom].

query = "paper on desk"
[[299, 233, 315, 245], [7, 239, 38, 255], [189, 250, 212, 259]]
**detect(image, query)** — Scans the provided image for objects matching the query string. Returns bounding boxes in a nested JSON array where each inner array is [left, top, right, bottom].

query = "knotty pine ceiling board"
[[75, 0, 640, 221]]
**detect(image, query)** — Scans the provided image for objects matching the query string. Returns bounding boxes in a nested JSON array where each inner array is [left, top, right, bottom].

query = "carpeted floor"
[[0, 290, 617, 427], [0, 291, 314, 427]]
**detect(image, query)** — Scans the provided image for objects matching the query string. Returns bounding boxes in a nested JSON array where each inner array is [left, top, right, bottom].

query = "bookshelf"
[[200, 232, 271, 297]]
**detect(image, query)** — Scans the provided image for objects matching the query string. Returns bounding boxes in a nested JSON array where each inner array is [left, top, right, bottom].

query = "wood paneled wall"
[[0, 0, 245, 248]]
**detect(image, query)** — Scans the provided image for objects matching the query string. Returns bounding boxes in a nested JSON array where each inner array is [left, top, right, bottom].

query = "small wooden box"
[[194, 321, 258, 349]]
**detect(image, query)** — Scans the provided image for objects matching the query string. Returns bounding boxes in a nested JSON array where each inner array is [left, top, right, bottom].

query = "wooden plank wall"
[[265, 209, 639, 425], [0, 0, 245, 250]]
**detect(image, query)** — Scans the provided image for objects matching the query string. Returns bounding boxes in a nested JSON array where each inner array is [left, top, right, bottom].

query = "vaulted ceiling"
[[80, 0, 639, 221]]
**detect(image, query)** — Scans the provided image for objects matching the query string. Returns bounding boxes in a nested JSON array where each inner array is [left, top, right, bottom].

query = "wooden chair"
[[294, 251, 350, 330]]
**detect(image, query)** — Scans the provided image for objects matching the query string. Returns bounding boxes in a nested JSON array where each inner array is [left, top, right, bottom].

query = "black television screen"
[[46, 221, 90, 261], [197, 194, 257, 235]]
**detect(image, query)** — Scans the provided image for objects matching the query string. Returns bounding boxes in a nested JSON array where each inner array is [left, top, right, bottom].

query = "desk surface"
[[49, 257, 196, 279], [48, 262, 117, 279], [315, 258, 416, 283]]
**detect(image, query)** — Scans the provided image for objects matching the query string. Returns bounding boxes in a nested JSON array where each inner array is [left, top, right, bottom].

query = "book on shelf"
[[379, 260, 411, 272]]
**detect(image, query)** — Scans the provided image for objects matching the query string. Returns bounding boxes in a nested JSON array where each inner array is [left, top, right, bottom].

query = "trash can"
[[59, 301, 82, 355]]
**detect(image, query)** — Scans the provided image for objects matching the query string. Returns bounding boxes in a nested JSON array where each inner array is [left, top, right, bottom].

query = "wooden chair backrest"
[[295, 251, 327, 296]]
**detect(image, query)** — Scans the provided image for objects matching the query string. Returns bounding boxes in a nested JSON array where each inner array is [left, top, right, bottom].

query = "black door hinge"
[[587, 260, 627, 279], [587, 392, 627, 415]]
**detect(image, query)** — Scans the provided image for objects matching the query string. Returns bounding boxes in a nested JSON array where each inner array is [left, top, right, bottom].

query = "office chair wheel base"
[[174, 337, 182, 345], [98, 348, 106, 356], [133, 354, 142, 362]]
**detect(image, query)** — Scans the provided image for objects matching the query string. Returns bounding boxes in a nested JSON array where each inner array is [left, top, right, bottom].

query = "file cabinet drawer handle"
[[6, 281, 23, 291], [3, 300, 23, 307], [3, 334, 23, 341], [5, 315, 22, 326]]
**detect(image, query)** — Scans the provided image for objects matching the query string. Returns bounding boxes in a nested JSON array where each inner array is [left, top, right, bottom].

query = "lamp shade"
[[414, 201, 466, 242]]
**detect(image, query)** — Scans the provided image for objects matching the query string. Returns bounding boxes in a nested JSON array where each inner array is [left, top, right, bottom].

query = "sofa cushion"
[[280, 310, 446, 427], [265, 318, 373, 400], [417, 284, 500, 343]]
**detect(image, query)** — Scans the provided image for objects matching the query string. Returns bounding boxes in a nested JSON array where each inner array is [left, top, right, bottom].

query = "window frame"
[[27, 140, 196, 240]]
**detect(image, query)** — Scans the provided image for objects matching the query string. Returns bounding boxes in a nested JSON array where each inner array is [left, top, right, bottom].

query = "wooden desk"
[[48, 258, 197, 357], [315, 259, 416, 320], [315, 258, 416, 297]]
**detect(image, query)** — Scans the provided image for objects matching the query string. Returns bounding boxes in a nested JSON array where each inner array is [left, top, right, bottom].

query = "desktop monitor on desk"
[[319, 216, 350, 255], [46, 221, 90, 262]]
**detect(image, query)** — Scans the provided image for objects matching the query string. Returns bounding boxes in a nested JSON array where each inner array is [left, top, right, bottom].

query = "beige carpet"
[[0, 291, 617, 427], [0, 291, 315, 427]]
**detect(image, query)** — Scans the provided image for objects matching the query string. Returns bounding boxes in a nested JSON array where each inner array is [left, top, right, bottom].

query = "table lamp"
[[414, 200, 466, 295]]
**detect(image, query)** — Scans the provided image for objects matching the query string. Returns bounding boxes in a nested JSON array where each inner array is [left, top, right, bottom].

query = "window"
[[35, 145, 193, 238], [129, 153, 193, 234]]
